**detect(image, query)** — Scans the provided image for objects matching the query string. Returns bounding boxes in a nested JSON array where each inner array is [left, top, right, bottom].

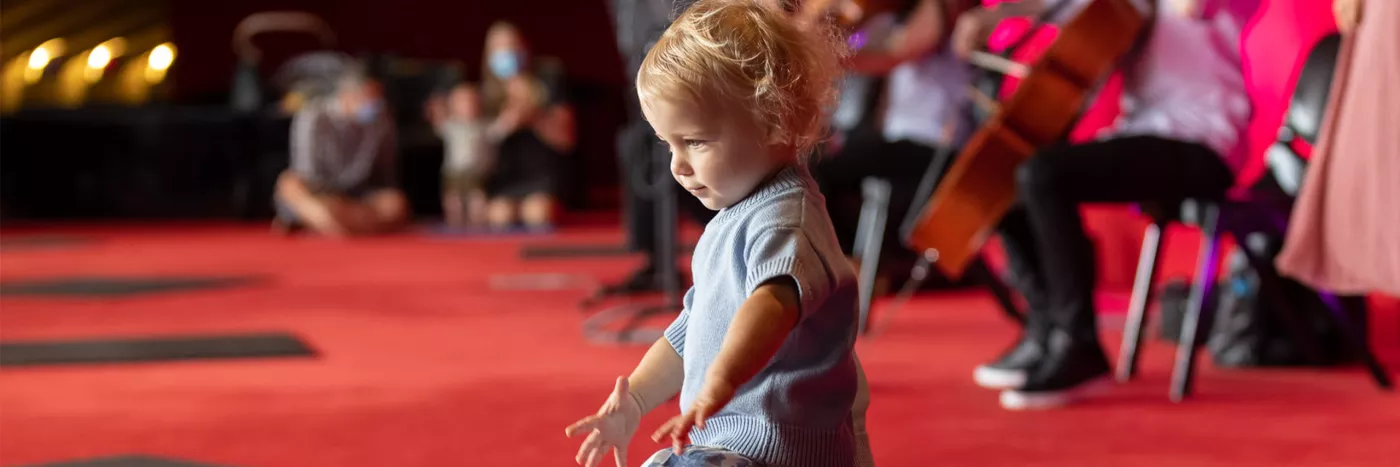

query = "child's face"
[[642, 95, 785, 211], [448, 87, 480, 119]]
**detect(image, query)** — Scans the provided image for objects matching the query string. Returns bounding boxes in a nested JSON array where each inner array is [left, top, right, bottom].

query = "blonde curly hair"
[[637, 0, 848, 160]]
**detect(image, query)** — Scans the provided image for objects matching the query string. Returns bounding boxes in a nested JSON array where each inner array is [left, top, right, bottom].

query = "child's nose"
[[670, 152, 693, 176]]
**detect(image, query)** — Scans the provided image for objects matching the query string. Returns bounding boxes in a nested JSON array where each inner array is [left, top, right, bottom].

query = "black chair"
[[853, 146, 1026, 336], [1116, 33, 1393, 402]]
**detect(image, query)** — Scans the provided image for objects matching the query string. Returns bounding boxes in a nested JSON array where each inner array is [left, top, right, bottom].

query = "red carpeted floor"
[[2, 223, 1397, 467]]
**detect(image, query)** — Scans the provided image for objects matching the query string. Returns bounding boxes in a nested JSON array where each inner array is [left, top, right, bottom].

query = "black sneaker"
[[973, 334, 1046, 390], [999, 329, 1112, 410]]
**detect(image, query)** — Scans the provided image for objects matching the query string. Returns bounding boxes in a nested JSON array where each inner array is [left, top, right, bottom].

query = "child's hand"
[[650, 378, 737, 455], [565, 377, 643, 467]]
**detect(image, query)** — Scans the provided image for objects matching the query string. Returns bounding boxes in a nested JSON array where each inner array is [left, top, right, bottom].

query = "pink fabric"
[[1276, 0, 1400, 296]]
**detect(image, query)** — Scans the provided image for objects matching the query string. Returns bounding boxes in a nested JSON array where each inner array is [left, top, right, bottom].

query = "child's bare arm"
[[627, 337, 686, 413], [704, 279, 800, 395], [650, 279, 800, 453]]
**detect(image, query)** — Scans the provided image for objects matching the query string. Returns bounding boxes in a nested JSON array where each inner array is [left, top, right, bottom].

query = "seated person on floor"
[[273, 54, 409, 237], [478, 21, 577, 230], [953, 0, 1254, 410], [426, 83, 501, 228]]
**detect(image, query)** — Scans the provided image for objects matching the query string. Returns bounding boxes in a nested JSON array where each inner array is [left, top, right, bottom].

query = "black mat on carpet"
[[21, 455, 238, 467], [0, 332, 317, 367], [0, 235, 94, 251], [0, 276, 260, 298]]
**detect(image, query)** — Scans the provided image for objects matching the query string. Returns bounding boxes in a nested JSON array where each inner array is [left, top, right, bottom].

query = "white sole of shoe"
[[973, 365, 1027, 390], [998, 375, 1114, 411]]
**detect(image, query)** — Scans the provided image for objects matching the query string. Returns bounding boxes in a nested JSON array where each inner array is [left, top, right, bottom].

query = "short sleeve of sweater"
[[744, 226, 830, 321], [663, 286, 695, 354]]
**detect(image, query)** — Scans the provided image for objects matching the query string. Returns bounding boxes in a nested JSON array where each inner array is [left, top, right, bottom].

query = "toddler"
[[430, 83, 497, 227], [564, 1, 870, 466]]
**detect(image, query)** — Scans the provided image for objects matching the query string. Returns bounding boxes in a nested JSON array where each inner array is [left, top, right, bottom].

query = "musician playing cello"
[[812, 0, 988, 291], [951, 0, 1253, 410]]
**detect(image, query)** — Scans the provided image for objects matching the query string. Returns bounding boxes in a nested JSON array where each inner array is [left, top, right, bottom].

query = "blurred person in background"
[[273, 53, 409, 237], [1277, 0, 1400, 297], [426, 83, 501, 228], [478, 21, 576, 230]]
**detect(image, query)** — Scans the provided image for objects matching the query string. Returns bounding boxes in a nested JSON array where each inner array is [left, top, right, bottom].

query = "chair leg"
[[1117, 221, 1166, 383], [867, 249, 936, 338], [1318, 292, 1395, 390], [855, 178, 892, 335], [1172, 204, 1221, 402]]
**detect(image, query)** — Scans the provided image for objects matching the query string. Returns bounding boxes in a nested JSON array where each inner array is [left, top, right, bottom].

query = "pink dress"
[[1276, 0, 1400, 296]]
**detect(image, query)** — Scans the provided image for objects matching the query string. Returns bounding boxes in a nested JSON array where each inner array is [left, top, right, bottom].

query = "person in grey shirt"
[[273, 55, 408, 237]]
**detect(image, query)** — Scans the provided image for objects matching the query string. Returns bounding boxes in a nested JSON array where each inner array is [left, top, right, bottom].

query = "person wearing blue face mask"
[[476, 21, 576, 230], [273, 55, 409, 237]]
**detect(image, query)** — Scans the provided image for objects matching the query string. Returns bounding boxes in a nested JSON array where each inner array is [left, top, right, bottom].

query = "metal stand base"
[[581, 144, 684, 344]]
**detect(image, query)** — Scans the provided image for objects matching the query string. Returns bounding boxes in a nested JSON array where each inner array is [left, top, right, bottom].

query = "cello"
[[904, 0, 1148, 279]]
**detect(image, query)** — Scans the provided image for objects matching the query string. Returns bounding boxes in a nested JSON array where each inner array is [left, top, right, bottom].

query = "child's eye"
[[684, 139, 706, 149]]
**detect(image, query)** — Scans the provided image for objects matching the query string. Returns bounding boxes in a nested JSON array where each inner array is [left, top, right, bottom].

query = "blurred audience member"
[[427, 83, 500, 227], [479, 21, 576, 230], [1278, 0, 1399, 296], [273, 54, 409, 237]]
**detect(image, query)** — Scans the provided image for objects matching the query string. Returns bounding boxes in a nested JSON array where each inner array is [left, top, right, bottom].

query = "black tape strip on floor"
[[0, 276, 259, 298], [0, 332, 317, 367]]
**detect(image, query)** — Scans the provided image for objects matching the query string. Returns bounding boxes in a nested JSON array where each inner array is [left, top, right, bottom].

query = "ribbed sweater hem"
[[692, 415, 854, 467]]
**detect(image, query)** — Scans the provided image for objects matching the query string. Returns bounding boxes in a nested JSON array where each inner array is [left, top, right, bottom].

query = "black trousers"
[[1001, 135, 1236, 343], [812, 135, 942, 258], [618, 114, 714, 257]]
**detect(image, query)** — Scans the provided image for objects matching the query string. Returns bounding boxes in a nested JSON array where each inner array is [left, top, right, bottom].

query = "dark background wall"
[[0, 0, 632, 220]]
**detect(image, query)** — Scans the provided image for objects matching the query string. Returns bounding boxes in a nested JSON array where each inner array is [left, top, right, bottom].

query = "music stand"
[[582, 141, 684, 345]]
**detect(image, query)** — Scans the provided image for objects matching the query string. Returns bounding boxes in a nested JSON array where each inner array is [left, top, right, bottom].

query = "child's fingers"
[[650, 413, 694, 455], [612, 448, 627, 467], [584, 443, 605, 467], [575, 431, 602, 465], [565, 415, 601, 437], [649, 416, 675, 442], [693, 407, 710, 430]]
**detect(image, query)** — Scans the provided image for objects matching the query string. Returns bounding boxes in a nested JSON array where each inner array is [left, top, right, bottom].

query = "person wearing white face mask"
[[477, 21, 577, 231], [273, 54, 408, 237]]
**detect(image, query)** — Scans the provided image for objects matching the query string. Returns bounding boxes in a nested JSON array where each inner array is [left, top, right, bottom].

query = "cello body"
[[905, 0, 1148, 279]]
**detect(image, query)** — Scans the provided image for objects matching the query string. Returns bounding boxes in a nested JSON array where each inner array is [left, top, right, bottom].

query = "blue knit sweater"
[[664, 166, 860, 467]]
